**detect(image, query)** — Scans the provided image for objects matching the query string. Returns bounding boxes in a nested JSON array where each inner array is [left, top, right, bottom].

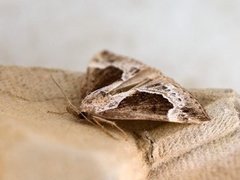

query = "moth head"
[[80, 90, 118, 114]]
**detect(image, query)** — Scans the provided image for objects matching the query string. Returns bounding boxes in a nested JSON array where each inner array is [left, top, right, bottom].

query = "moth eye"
[[177, 98, 182, 102]]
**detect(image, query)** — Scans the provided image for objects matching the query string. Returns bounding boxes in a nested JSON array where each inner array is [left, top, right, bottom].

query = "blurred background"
[[0, 0, 239, 91]]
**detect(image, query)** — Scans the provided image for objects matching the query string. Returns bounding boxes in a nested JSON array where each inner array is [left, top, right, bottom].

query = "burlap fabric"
[[0, 66, 239, 180]]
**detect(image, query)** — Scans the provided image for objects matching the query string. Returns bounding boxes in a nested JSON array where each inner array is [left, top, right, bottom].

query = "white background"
[[0, 0, 239, 91]]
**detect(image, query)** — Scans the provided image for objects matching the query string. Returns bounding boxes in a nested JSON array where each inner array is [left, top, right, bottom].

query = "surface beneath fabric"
[[0, 65, 239, 180]]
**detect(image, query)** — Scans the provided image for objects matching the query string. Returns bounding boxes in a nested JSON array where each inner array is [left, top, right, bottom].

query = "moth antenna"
[[50, 75, 73, 106], [50, 74, 80, 116]]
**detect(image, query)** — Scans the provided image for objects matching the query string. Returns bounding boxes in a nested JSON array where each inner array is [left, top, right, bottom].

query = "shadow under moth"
[[57, 50, 210, 138]]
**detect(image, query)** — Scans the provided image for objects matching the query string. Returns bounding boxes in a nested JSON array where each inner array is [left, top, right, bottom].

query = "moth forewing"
[[81, 50, 210, 124]]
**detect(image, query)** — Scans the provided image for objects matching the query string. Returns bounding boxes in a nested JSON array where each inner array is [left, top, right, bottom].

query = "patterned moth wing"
[[80, 50, 210, 123]]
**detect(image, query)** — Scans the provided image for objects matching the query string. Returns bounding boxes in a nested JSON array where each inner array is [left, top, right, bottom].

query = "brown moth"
[[57, 50, 210, 137], [77, 50, 209, 123]]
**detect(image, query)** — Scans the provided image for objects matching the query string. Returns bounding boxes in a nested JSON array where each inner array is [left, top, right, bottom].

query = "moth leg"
[[93, 116, 128, 139], [92, 117, 118, 139], [79, 111, 101, 127]]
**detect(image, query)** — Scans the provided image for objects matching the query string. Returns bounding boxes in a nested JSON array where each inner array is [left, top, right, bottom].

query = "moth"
[[54, 50, 210, 137]]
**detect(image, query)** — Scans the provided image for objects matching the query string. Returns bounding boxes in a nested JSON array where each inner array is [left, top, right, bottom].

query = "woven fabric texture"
[[0, 65, 239, 180]]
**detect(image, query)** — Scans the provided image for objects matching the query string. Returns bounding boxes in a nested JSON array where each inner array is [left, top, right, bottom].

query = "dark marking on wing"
[[100, 92, 174, 121], [87, 66, 123, 92]]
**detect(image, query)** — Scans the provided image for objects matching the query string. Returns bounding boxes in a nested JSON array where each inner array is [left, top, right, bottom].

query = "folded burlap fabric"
[[0, 66, 239, 180]]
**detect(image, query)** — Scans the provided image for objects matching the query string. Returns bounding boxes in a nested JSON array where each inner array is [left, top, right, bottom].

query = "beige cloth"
[[0, 65, 239, 180]]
